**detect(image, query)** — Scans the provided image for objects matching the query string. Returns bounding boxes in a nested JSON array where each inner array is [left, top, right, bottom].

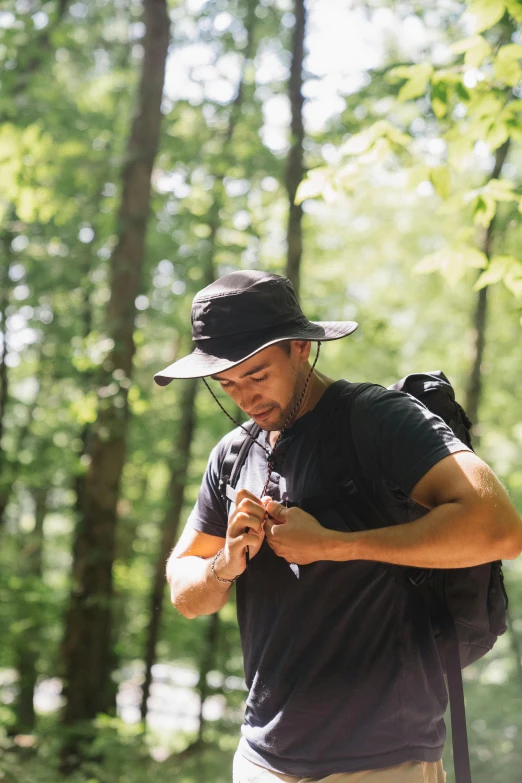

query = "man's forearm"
[[326, 500, 520, 569], [168, 555, 232, 619]]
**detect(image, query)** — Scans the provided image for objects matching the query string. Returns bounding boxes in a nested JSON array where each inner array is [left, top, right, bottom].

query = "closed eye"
[[252, 375, 268, 383]]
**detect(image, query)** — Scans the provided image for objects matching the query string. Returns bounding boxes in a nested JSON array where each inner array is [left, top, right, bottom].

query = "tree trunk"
[[0, 341, 47, 529], [140, 376, 198, 720], [506, 606, 522, 692], [195, 612, 221, 746], [464, 139, 510, 445], [0, 218, 15, 527], [284, 0, 306, 295], [139, 0, 258, 724], [60, 0, 169, 763], [12, 487, 48, 734], [0, 6, 72, 525]]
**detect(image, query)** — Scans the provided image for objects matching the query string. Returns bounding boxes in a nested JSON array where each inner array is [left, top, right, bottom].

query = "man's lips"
[[250, 407, 274, 421]]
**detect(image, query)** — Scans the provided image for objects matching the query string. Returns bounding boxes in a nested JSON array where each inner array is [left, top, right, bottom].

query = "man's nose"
[[239, 388, 262, 412]]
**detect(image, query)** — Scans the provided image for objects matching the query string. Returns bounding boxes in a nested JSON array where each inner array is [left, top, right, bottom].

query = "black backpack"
[[218, 371, 509, 783]]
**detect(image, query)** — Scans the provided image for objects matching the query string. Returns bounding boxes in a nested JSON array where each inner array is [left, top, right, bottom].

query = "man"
[[154, 270, 522, 783]]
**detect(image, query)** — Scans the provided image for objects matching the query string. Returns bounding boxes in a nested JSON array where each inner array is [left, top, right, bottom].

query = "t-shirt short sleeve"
[[187, 441, 228, 539], [350, 384, 472, 497]]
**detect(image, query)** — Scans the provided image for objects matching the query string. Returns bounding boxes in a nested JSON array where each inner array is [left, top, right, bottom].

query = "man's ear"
[[292, 340, 312, 362]]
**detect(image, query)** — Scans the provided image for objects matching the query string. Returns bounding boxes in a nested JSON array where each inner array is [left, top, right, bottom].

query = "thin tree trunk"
[[0, 0, 71, 524], [12, 487, 48, 734], [60, 0, 169, 763], [177, 612, 221, 757], [0, 337, 46, 529], [506, 606, 522, 692], [139, 376, 198, 720], [284, 0, 306, 295], [464, 139, 510, 445], [0, 215, 17, 528], [139, 0, 258, 724], [195, 612, 220, 745]]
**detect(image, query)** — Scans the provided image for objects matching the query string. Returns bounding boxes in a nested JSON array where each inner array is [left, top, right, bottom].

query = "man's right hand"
[[215, 488, 267, 580]]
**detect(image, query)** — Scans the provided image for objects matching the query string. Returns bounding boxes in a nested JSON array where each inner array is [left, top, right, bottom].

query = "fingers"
[[265, 500, 289, 523], [228, 495, 266, 536], [229, 511, 263, 538], [236, 488, 262, 505], [237, 498, 266, 518]]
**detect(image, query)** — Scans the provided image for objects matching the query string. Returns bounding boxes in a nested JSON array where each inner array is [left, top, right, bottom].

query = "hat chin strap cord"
[[203, 342, 321, 565], [202, 341, 321, 460]]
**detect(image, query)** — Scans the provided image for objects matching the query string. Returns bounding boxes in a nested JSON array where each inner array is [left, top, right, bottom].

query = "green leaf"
[[493, 44, 522, 86], [452, 35, 492, 67], [467, 93, 503, 120], [387, 66, 416, 81], [456, 82, 471, 101], [473, 194, 497, 227], [473, 256, 513, 290], [505, 0, 522, 22], [485, 178, 518, 201], [432, 69, 463, 86], [468, 0, 507, 33], [432, 97, 448, 119], [340, 121, 410, 157], [414, 245, 487, 285], [340, 127, 378, 156], [386, 125, 412, 147], [504, 260, 522, 298], [466, 179, 518, 226], [452, 35, 485, 55], [398, 63, 434, 102], [430, 80, 449, 118], [430, 166, 451, 199], [486, 122, 510, 150], [295, 168, 330, 204]]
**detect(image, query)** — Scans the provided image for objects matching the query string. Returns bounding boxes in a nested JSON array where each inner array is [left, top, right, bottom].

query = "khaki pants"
[[233, 752, 447, 783]]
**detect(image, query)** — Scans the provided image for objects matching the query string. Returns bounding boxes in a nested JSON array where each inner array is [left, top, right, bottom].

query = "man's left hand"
[[264, 500, 335, 565]]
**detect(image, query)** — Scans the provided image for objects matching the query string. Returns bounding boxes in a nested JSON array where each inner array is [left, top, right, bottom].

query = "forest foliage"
[[0, 0, 521, 782]]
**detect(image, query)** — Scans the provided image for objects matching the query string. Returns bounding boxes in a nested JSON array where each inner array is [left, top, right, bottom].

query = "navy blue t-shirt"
[[188, 381, 470, 777]]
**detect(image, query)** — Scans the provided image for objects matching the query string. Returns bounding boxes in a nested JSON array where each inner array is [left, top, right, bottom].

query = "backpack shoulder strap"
[[296, 381, 383, 517], [218, 420, 261, 511], [319, 381, 388, 514]]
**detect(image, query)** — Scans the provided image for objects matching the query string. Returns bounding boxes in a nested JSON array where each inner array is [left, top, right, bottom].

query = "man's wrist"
[[210, 548, 242, 584], [323, 530, 361, 561]]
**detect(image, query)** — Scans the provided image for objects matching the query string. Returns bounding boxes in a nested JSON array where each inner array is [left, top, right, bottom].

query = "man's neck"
[[268, 369, 335, 448]]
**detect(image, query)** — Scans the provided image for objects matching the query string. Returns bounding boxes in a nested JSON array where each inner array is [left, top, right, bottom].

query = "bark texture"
[[12, 487, 48, 734], [0, 225, 13, 521], [284, 0, 306, 295], [140, 376, 198, 719], [60, 0, 169, 754], [195, 612, 221, 745], [465, 140, 510, 445], [140, 0, 258, 723]]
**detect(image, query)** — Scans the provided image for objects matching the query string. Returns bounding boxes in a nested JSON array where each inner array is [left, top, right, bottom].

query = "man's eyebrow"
[[211, 362, 270, 382]]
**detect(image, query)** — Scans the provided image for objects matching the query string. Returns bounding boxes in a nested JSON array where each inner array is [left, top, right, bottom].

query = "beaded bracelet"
[[210, 548, 238, 585]]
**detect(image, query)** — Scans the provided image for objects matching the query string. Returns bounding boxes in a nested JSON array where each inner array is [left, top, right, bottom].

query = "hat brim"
[[153, 320, 358, 385]]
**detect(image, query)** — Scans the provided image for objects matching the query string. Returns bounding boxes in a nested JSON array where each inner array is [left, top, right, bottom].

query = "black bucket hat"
[[153, 270, 358, 385]]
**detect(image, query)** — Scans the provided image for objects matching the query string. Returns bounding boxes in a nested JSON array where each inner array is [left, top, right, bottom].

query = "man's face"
[[211, 341, 312, 431]]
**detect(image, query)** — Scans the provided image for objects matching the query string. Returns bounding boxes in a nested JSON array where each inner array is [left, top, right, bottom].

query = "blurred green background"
[[1, 0, 521, 781]]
